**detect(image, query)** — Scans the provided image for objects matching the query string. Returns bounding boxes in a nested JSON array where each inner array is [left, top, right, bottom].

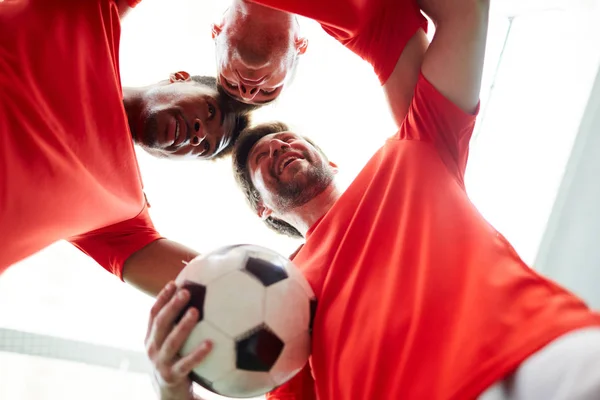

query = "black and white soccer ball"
[[175, 244, 316, 398]]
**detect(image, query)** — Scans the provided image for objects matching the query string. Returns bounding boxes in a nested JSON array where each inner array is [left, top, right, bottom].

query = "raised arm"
[[382, 30, 429, 127], [419, 0, 490, 113]]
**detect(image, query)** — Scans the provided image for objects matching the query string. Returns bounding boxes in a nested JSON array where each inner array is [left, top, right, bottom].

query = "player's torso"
[[0, 0, 144, 270], [294, 140, 599, 400]]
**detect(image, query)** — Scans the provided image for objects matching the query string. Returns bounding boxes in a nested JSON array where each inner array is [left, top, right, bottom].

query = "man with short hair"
[[145, 0, 600, 398], [0, 0, 252, 297], [124, 71, 251, 160], [213, 0, 428, 120], [227, 0, 600, 398]]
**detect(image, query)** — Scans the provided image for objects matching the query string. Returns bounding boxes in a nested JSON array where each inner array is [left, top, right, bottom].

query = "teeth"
[[174, 122, 179, 144]]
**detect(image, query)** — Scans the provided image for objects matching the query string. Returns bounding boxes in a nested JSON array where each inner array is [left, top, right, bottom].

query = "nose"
[[269, 138, 289, 157], [239, 83, 259, 101], [190, 118, 206, 147]]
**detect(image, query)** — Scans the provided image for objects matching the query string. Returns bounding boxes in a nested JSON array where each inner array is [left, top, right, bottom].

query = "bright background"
[[1, 0, 600, 399]]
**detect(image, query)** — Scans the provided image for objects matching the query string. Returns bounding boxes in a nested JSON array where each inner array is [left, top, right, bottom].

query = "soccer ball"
[[175, 244, 316, 398]]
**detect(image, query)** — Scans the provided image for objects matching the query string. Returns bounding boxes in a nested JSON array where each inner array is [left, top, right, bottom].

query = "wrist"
[[159, 386, 194, 400]]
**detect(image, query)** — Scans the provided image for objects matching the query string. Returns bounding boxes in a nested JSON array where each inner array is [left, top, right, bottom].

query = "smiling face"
[[131, 72, 237, 160], [212, 6, 307, 105], [247, 131, 335, 212]]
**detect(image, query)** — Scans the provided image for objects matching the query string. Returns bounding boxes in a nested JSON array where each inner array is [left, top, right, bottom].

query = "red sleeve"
[[252, 0, 366, 39], [342, 0, 428, 84], [397, 73, 479, 184], [68, 205, 163, 280], [253, 0, 427, 85], [267, 364, 317, 400]]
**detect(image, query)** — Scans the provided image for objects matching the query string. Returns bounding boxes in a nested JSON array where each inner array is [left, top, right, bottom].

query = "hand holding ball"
[[174, 244, 316, 398]]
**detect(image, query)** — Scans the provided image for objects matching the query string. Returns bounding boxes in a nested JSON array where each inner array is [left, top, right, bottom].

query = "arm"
[[394, 0, 488, 182], [383, 0, 489, 126], [383, 29, 429, 127], [124, 239, 198, 297], [418, 0, 490, 113], [69, 204, 198, 298]]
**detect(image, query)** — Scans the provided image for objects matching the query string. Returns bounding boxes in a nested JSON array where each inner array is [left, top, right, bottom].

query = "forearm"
[[157, 386, 206, 400], [124, 238, 199, 297]]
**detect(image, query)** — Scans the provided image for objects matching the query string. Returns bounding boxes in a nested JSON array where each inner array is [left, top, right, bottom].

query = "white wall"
[[535, 40, 600, 309]]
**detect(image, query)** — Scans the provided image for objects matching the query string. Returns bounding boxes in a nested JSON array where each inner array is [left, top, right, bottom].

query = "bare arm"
[[419, 0, 490, 113], [383, 29, 429, 126], [123, 239, 199, 297]]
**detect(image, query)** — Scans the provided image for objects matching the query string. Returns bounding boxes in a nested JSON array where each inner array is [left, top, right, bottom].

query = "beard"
[[271, 154, 334, 212]]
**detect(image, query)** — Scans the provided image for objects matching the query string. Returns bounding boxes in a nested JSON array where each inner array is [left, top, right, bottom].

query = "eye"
[[203, 140, 211, 153], [207, 103, 216, 121], [255, 152, 267, 163]]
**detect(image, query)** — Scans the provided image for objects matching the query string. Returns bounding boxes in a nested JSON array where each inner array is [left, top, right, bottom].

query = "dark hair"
[[232, 121, 326, 239], [190, 75, 258, 159]]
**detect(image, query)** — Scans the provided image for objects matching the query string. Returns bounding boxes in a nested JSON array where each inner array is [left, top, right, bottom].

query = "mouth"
[[275, 153, 302, 176], [165, 114, 189, 148], [237, 72, 267, 86], [173, 114, 189, 147]]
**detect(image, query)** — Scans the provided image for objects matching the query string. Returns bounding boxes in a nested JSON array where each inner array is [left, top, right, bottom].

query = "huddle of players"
[[147, 1, 600, 400], [3, 0, 600, 399]]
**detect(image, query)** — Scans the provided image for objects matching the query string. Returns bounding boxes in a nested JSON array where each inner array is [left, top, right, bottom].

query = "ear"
[[169, 71, 191, 83], [328, 161, 339, 175], [211, 23, 223, 40], [295, 37, 308, 55], [257, 202, 274, 221]]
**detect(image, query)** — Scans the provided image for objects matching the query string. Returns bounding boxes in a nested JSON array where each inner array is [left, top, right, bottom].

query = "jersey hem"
[[451, 319, 600, 400]]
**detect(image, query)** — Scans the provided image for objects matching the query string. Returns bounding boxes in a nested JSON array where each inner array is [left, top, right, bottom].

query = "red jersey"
[[268, 74, 600, 400], [253, 0, 427, 84], [0, 0, 162, 278]]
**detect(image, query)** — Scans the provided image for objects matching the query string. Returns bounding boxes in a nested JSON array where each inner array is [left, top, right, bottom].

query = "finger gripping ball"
[[175, 244, 317, 398]]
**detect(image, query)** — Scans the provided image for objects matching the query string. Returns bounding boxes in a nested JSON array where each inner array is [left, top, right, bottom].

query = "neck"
[[230, 0, 295, 25], [279, 183, 342, 236], [122, 86, 144, 141]]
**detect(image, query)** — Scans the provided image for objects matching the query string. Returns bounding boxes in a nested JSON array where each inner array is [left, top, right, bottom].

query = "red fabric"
[[252, 0, 427, 84], [69, 205, 162, 280], [268, 74, 600, 399], [0, 0, 160, 277]]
